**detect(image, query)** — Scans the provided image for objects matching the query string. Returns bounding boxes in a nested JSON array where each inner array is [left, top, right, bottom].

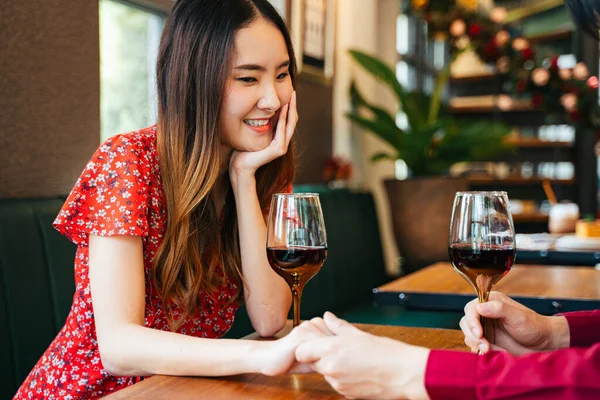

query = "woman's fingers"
[[304, 317, 334, 336], [287, 362, 314, 374], [285, 91, 298, 146], [274, 103, 289, 150], [296, 338, 332, 364]]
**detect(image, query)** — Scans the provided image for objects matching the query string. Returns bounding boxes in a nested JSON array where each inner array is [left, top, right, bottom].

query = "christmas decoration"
[[405, 0, 599, 127]]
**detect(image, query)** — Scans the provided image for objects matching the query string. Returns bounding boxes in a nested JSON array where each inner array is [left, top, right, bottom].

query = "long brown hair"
[[153, 0, 297, 329]]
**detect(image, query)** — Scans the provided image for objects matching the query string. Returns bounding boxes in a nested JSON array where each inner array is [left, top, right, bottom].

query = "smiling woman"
[[12, 1, 313, 399]]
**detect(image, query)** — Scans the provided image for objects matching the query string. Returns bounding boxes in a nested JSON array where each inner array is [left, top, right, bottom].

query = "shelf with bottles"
[[512, 212, 549, 223], [506, 124, 575, 147], [509, 199, 550, 224], [468, 176, 575, 186], [453, 158, 576, 186], [449, 95, 533, 113], [449, 72, 499, 83], [505, 138, 573, 148], [525, 28, 573, 44]]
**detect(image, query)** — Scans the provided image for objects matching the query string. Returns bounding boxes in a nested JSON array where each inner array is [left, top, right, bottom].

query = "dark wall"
[[294, 75, 333, 184], [0, 0, 100, 198], [575, 28, 599, 216]]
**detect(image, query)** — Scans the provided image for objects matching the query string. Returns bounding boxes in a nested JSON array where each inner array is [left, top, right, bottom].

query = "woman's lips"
[[244, 118, 273, 134]]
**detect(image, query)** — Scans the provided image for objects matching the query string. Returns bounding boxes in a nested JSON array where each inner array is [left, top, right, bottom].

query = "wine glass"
[[448, 191, 516, 350], [266, 193, 327, 327]]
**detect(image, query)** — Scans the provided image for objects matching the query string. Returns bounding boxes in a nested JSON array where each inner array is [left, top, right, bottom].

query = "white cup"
[[548, 202, 580, 234]]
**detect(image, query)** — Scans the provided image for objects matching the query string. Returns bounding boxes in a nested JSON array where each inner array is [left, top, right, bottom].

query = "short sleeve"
[[53, 134, 150, 246]]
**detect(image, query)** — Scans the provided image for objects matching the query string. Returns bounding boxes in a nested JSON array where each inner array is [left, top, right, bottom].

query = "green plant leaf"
[[348, 49, 424, 130], [349, 80, 368, 109], [401, 119, 453, 174], [371, 152, 396, 163], [345, 50, 511, 177], [435, 121, 511, 166], [349, 81, 398, 131], [428, 64, 450, 123], [345, 112, 404, 150]]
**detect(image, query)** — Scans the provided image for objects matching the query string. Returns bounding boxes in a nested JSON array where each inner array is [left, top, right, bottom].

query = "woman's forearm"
[[100, 323, 266, 377], [232, 173, 292, 336]]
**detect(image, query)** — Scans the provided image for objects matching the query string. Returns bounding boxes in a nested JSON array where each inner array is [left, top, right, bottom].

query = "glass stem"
[[292, 283, 304, 327], [477, 289, 495, 348]]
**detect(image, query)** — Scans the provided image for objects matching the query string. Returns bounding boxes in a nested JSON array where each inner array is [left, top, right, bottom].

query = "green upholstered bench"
[[0, 190, 462, 398], [0, 198, 76, 399]]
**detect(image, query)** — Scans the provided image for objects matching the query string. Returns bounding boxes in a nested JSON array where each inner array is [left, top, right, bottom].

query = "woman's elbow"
[[253, 314, 287, 337], [97, 336, 140, 376], [98, 343, 130, 376]]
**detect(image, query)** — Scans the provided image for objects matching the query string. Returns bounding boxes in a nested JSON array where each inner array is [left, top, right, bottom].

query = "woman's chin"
[[231, 141, 269, 153], [248, 136, 274, 152]]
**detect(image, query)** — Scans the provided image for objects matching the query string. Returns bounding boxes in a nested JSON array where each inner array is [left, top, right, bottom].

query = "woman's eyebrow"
[[234, 60, 290, 71]]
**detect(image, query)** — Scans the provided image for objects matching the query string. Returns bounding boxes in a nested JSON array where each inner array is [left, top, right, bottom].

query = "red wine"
[[449, 243, 515, 347], [267, 246, 327, 288], [449, 243, 515, 282]]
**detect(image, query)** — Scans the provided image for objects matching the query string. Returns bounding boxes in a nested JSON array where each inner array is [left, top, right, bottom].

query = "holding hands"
[[283, 312, 430, 400], [265, 291, 573, 399], [260, 316, 333, 376]]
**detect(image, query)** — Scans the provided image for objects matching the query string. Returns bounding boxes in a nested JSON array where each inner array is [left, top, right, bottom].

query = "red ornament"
[[588, 76, 599, 89], [521, 48, 534, 60], [484, 40, 499, 60], [468, 23, 482, 37], [531, 94, 543, 107], [516, 80, 525, 93], [550, 56, 559, 70], [569, 110, 581, 121]]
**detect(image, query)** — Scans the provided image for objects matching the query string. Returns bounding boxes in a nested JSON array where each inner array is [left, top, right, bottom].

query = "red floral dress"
[[14, 126, 240, 399]]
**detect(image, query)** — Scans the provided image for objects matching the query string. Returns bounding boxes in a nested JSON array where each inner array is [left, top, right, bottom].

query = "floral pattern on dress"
[[14, 126, 240, 400]]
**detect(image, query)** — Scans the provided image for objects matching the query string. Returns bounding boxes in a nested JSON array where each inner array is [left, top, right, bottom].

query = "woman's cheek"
[[278, 84, 293, 106]]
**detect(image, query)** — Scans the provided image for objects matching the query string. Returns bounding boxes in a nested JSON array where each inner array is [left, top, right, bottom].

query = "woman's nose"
[[257, 83, 281, 112]]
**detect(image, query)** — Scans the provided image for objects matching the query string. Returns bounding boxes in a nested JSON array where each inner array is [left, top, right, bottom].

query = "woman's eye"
[[237, 77, 257, 83], [277, 72, 289, 80]]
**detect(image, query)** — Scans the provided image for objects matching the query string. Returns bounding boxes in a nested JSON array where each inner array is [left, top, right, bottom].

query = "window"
[[395, 12, 449, 131], [396, 13, 446, 95], [100, 0, 166, 141]]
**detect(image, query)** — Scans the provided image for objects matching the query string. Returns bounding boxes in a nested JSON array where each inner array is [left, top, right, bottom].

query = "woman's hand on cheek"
[[229, 91, 297, 185]]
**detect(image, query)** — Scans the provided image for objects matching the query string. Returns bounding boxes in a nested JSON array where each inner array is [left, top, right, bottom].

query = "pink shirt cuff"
[[425, 349, 478, 400]]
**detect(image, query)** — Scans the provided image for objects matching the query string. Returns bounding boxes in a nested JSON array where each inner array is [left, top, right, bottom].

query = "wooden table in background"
[[104, 323, 467, 399], [375, 262, 600, 314]]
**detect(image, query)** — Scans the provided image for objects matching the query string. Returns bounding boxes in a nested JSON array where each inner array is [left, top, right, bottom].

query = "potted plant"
[[347, 49, 511, 273]]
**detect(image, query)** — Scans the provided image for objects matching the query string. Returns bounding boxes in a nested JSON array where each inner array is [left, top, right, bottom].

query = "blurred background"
[[1, 0, 599, 274]]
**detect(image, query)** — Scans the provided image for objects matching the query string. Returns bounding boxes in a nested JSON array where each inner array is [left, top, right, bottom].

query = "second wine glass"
[[448, 191, 516, 349], [266, 193, 327, 327]]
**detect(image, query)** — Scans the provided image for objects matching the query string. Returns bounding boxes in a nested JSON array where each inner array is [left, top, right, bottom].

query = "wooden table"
[[104, 323, 467, 399], [375, 262, 600, 314]]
